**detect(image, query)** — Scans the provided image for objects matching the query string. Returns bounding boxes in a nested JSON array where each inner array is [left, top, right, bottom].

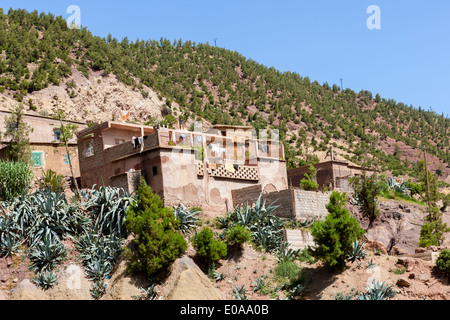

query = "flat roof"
[[0, 109, 86, 125], [104, 121, 155, 134], [287, 160, 376, 172], [212, 125, 254, 130]]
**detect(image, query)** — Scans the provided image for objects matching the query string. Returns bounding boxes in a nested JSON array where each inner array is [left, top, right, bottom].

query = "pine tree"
[[310, 191, 365, 271], [123, 178, 187, 279]]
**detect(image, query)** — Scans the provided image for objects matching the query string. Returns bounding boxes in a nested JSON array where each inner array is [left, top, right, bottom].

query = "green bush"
[[193, 227, 227, 263], [419, 206, 449, 247], [0, 160, 33, 201], [274, 259, 300, 282], [123, 179, 187, 279], [224, 224, 251, 248], [435, 249, 450, 274], [299, 165, 319, 191], [39, 169, 65, 192], [349, 172, 382, 227], [310, 191, 366, 271]]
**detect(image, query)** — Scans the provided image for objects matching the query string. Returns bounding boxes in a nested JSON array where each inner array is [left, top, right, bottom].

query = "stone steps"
[[283, 229, 316, 251]]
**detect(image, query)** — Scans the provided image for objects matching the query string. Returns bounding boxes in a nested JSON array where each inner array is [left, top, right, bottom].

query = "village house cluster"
[[0, 111, 372, 217]]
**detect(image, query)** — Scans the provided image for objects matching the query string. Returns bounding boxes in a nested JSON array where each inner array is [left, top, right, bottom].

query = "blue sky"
[[2, 1, 449, 117]]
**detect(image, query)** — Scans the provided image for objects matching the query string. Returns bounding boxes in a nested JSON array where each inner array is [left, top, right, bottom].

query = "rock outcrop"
[[162, 255, 224, 300], [349, 200, 426, 254]]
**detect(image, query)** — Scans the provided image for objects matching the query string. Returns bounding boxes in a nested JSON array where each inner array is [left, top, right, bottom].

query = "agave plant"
[[346, 240, 366, 263], [288, 283, 307, 299], [90, 280, 107, 299], [0, 233, 22, 258], [132, 284, 161, 300], [84, 255, 113, 281], [284, 217, 316, 229], [233, 285, 249, 300], [29, 236, 67, 272], [386, 177, 410, 195], [208, 263, 226, 282], [224, 194, 288, 253], [276, 245, 301, 263], [173, 203, 201, 234], [81, 185, 131, 238], [367, 258, 377, 269], [357, 279, 396, 300], [252, 225, 284, 252], [8, 189, 74, 247], [0, 214, 20, 236], [76, 232, 122, 266], [252, 275, 269, 294], [32, 270, 59, 290]]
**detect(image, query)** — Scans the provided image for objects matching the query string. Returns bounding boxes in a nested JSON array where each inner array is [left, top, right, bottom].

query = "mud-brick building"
[[287, 159, 376, 192], [76, 121, 288, 212], [0, 110, 87, 177]]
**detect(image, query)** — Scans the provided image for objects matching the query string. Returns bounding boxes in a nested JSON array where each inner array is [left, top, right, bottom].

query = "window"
[[31, 151, 44, 167], [82, 138, 94, 158], [152, 166, 158, 176], [64, 154, 71, 165], [53, 129, 62, 141]]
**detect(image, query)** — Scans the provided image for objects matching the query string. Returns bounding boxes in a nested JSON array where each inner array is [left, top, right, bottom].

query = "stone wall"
[[109, 170, 142, 194], [231, 185, 263, 208], [231, 185, 294, 218], [293, 189, 331, 220], [231, 186, 331, 220], [262, 188, 295, 219]]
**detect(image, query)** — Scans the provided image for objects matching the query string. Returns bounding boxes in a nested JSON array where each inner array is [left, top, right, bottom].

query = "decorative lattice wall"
[[197, 163, 259, 181]]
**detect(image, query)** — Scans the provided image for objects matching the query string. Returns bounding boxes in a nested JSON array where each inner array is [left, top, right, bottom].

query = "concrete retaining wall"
[[293, 189, 331, 220]]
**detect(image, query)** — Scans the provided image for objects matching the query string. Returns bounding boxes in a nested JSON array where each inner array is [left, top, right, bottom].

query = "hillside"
[[0, 8, 449, 182]]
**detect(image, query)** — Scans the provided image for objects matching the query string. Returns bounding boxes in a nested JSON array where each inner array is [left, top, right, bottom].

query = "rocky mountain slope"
[[0, 8, 449, 182]]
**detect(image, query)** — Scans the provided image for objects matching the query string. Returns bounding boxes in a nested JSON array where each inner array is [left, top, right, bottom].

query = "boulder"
[[45, 264, 92, 300], [0, 290, 9, 300], [10, 279, 48, 300], [396, 278, 411, 287], [101, 258, 147, 300], [364, 239, 388, 255], [163, 256, 224, 300]]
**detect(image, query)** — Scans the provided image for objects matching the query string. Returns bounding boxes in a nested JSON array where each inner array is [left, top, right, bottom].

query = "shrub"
[[299, 165, 319, 191], [419, 206, 449, 247], [435, 249, 450, 274], [193, 227, 227, 263], [349, 172, 382, 227], [224, 224, 251, 248], [407, 182, 423, 198], [221, 194, 285, 253], [274, 259, 300, 282], [123, 179, 187, 279], [0, 160, 33, 201], [310, 191, 365, 271], [39, 169, 65, 192]]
